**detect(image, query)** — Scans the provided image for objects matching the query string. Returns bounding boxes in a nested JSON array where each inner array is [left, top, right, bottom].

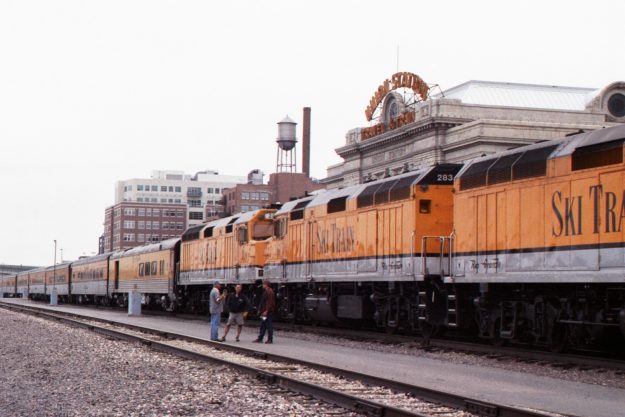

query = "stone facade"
[[323, 80, 625, 188]]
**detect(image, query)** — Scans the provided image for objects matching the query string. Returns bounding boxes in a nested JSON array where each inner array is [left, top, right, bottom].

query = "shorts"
[[227, 312, 245, 326]]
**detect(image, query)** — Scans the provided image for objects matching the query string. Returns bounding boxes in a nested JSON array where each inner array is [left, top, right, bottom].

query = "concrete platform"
[[1, 297, 622, 417]]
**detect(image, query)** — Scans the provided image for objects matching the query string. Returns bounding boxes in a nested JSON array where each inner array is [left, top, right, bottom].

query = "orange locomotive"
[[427, 124, 625, 347], [177, 209, 275, 312], [263, 164, 461, 331]]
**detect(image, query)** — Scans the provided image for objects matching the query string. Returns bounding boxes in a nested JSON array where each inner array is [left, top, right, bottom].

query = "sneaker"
[[253, 339, 262, 343], [235, 337, 240, 342], [265, 340, 273, 344], [219, 337, 226, 342]]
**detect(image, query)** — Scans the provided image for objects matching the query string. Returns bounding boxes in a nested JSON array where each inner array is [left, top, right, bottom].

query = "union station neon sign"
[[361, 72, 429, 141]]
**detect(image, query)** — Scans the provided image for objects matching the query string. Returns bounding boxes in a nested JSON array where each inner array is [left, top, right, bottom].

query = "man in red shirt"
[[253, 280, 275, 344]]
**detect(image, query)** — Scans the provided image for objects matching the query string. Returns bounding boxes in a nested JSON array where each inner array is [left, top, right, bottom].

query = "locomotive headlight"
[[608, 93, 625, 118]]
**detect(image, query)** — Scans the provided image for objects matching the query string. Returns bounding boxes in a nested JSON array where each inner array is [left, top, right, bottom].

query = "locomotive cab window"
[[274, 218, 287, 238], [419, 199, 432, 214]]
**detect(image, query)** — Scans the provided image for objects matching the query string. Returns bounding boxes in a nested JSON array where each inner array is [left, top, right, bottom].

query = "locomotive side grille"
[[572, 139, 624, 171], [373, 178, 399, 205], [459, 160, 494, 190], [389, 173, 419, 202], [512, 145, 558, 180], [181, 225, 204, 242], [487, 153, 522, 185], [357, 183, 382, 208]]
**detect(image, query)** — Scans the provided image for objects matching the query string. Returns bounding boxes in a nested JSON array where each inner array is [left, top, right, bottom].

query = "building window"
[[138, 234, 145, 242], [168, 186, 173, 192], [153, 209, 160, 217], [177, 223, 184, 230], [251, 192, 259, 200], [123, 233, 134, 242], [123, 208, 135, 216], [146, 208, 152, 216], [161, 186, 167, 192], [242, 192, 250, 200], [137, 185, 144, 191], [177, 210, 184, 217], [151, 198, 157, 203], [251, 205, 259, 210], [162, 222, 169, 230], [152, 221, 160, 229], [189, 212, 203, 220], [138, 208, 145, 216], [175, 199, 181, 203], [161, 198, 167, 203], [151, 185, 158, 191], [146, 222, 152, 230], [123, 220, 135, 229], [138, 221, 145, 229], [207, 187, 214, 194], [260, 192, 269, 200], [137, 198, 144, 202], [144, 185, 150, 191], [215, 188, 220, 193], [189, 199, 202, 207], [241, 205, 249, 212], [175, 186, 181, 192]]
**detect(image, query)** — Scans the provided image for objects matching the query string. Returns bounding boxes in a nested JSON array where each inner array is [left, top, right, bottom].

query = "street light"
[[52, 240, 57, 305]]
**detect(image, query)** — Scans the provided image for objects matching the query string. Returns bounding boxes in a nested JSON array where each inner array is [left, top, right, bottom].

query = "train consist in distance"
[[2, 125, 625, 350]]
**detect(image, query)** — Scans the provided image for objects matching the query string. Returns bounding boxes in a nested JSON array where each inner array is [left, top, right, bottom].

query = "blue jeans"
[[210, 313, 221, 341], [258, 314, 273, 342]]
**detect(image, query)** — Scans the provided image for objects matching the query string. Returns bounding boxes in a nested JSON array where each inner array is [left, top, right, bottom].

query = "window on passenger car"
[[139, 263, 145, 276], [152, 261, 158, 275], [160, 260, 165, 274], [145, 262, 151, 276]]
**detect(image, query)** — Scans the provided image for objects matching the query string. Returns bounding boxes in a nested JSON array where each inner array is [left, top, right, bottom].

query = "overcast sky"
[[1, 0, 623, 266]]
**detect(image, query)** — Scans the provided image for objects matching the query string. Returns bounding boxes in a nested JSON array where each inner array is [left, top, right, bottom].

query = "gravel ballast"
[[0, 310, 358, 417]]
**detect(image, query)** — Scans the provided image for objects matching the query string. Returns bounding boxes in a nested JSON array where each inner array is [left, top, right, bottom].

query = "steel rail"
[[0, 301, 565, 417]]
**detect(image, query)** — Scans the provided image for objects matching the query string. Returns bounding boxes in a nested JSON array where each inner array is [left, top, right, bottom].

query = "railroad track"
[[267, 321, 625, 374], [0, 301, 562, 417]]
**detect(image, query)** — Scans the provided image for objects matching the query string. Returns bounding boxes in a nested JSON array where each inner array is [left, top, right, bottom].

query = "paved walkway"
[[2, 297, 622, 417]]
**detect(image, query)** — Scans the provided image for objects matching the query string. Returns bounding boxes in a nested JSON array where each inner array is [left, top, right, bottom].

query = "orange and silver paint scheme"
[[45, 262, 71, 296], [109, 239, 179, 297], [453, 124, 625, 284], [264, 165, 461, 284], [179, 208, 275, 285], [71, 253, 111, 297]]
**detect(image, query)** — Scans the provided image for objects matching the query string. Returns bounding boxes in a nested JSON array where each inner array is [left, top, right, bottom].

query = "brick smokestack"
[[302, 107, 311, 177]]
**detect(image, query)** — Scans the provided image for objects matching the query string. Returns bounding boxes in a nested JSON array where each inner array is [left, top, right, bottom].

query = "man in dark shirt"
[[254, 279, 276, 344], [219, 284, 249, 342]]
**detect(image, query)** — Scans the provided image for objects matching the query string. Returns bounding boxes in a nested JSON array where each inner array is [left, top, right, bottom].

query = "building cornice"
[[335, 117, 470, 158]]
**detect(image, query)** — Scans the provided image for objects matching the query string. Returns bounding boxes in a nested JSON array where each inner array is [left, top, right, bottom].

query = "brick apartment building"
[[102, 202, 187, 252]]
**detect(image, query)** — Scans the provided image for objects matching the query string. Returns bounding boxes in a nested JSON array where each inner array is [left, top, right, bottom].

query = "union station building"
[[322, 74, 625, 188]]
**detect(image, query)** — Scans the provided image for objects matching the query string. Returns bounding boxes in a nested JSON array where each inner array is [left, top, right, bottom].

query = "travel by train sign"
[[361, 72, 429, 141]]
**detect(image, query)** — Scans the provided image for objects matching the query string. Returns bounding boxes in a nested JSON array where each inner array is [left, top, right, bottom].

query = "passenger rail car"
[[71, 253, 110, 304], [0, 274, 16, 297], [263, 164, 461, 330], [27, 267, 47, 300], [16, 271, 29, 297], [422, 124, 625, 348], [110, 239, 179, 309], [45, 262, 71, 302]]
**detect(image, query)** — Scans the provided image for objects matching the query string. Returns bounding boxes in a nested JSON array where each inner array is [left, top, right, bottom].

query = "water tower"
[[276, 115, 298, 173]]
